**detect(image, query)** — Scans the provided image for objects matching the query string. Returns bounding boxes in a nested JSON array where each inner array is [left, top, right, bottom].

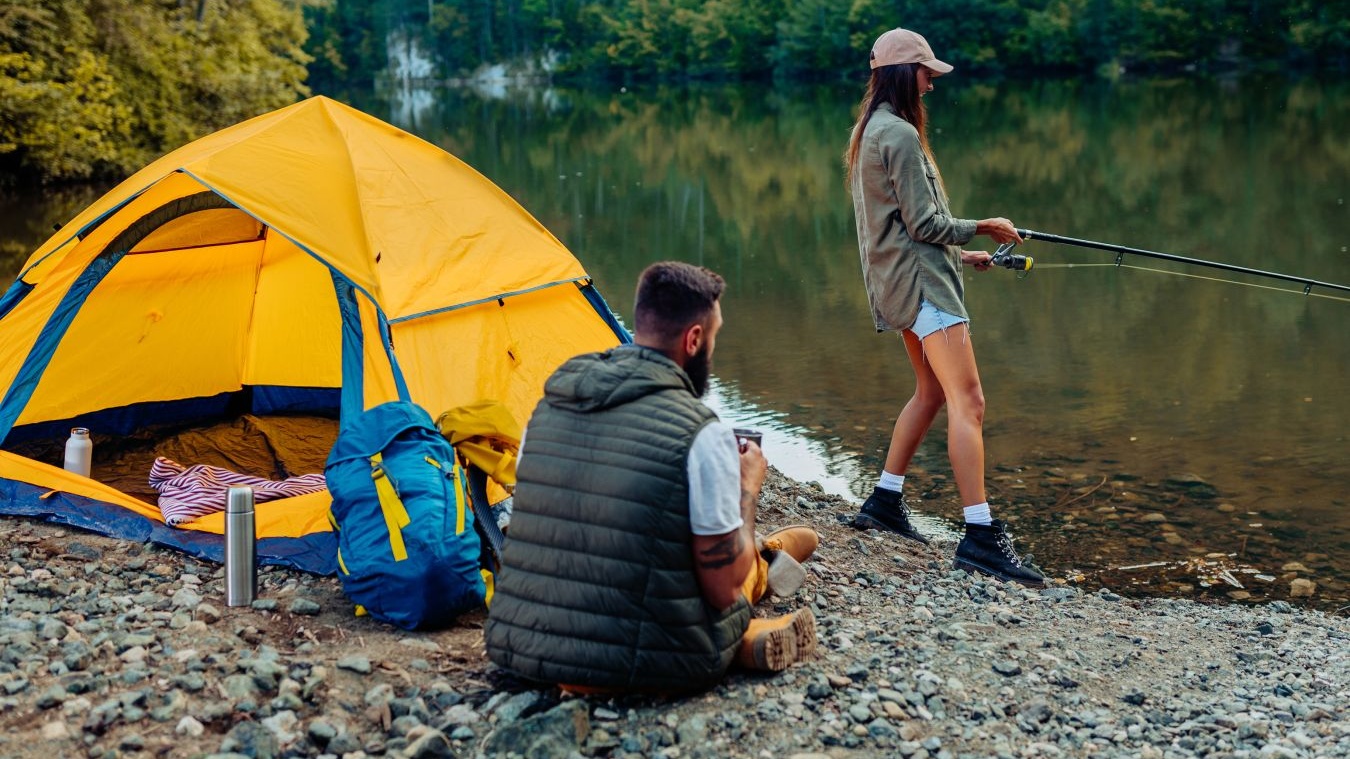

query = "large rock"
[[482, 699, 589, 757]]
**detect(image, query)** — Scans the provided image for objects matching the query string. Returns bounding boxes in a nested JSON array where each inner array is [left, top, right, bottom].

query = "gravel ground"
[[0, 467, 1345, 759]]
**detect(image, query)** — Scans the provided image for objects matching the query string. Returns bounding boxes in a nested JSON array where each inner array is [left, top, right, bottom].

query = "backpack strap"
[[370, 452, 411, 561], [332, 271, 412, 427], [465, 464, 505, 570]]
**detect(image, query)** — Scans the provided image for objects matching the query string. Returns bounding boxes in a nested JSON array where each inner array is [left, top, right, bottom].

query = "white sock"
[[877, 471, 906, 493], [963, 502, 992, 525]]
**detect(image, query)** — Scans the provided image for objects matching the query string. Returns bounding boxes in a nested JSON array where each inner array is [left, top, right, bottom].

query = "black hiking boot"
[[851, 487, 930, 545], [953, 519, 1046, 587]]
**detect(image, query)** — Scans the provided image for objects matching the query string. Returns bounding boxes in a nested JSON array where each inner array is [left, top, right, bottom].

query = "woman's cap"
[[870, 28, 954, 75]]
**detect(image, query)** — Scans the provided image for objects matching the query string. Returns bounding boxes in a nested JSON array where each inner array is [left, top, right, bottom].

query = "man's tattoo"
[[697, 531, 744, 570]]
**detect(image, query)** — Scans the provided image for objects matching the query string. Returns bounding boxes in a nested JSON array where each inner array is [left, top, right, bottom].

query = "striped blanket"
[[149, 456, 326, 526]]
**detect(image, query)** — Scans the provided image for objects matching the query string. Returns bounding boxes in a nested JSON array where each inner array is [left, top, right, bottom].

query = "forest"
[[1, 0, 1347, 183], [309, 0, 1349, 84], [0, 0, 310, 183]]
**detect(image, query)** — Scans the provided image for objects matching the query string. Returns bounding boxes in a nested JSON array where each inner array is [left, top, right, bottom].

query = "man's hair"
[[633, 261, 726, 345]]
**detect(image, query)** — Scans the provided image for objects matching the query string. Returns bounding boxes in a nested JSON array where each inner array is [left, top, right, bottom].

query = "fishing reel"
[[990, 242, 1034, 272]]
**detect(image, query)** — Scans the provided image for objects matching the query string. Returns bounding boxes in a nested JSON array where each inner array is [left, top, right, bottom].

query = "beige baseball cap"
[[870, 28, 954, 75]]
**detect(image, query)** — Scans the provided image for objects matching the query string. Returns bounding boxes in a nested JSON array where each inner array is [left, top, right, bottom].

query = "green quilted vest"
[[485, 345, 751, 691]]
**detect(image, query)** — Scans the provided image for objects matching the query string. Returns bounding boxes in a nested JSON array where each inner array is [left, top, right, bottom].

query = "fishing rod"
[[985, 229, 1350, 296]]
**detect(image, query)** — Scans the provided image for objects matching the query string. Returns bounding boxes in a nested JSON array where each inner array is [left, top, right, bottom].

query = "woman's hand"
[[975, 218, 1023, 245], [962, 250, 993, 271]]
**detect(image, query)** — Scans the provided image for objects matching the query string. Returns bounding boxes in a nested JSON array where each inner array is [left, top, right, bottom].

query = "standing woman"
[[845, 27, 1044, 586]]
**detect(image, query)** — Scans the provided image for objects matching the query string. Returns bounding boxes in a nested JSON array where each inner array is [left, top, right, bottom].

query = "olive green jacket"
[[850, 102, 978, 332]]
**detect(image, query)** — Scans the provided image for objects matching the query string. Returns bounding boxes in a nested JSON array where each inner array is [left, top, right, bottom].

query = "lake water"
[[2, 76, 1346, 608]]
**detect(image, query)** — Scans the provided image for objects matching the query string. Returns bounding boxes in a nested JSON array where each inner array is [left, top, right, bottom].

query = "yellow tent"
[[0, 96, 627, 573]]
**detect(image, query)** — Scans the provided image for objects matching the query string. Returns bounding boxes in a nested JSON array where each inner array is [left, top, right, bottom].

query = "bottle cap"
[[71, 427, 89, 437], [226, 486, 255, 514]]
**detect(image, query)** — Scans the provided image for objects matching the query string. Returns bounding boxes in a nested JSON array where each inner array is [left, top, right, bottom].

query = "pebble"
[[176, 716, 205, 737], [172, 587, 203, 609], [1289, 578, 1316, 598], [336, 656, 372, 675], [288, 598, 321, 615]]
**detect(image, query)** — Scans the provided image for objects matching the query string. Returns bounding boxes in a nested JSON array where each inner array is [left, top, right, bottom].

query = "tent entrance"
[[4, 411, 338, 506]]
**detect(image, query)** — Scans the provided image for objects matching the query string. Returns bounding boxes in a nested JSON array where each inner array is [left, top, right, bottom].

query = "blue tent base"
[[0, 478, 337, 575]]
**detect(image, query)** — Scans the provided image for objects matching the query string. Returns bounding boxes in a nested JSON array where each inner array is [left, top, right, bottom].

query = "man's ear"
[[679, 322, 704, 362]]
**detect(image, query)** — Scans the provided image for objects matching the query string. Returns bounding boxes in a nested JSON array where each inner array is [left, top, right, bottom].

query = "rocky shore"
[[0, 468, 1345, 759]]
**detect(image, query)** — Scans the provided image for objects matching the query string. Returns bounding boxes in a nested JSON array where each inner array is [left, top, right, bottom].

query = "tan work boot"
[[758, 526, 819, 597], [759, 525, 819, 563], [734, 608, 817, 671]]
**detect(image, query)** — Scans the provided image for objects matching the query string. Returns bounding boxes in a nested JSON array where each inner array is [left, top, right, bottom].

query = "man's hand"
[[738, 441, 767, 524]]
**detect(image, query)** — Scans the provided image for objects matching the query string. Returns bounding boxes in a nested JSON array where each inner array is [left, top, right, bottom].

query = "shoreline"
[[0, 467, 1345, 758]]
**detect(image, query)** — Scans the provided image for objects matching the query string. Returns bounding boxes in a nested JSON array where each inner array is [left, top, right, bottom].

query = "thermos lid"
[[226, 486, 255, 514]]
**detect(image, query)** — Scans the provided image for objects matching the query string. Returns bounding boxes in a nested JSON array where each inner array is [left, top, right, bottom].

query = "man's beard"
[[686, 343, 711, 398]]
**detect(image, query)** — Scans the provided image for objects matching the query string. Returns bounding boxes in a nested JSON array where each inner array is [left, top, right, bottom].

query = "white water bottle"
[[64, 427, 92, 477]]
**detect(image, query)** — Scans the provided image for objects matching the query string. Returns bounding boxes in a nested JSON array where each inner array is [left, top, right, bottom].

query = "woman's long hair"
[[845, 63, 940, 188]]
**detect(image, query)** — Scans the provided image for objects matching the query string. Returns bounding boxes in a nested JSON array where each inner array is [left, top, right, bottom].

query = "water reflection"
[[2, 76, 1346, 608], [706, 378, 964, 544], [703, 378, 860, 501]]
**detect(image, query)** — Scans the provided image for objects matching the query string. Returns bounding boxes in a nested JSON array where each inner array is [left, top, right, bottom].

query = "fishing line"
[[1027, 262, 1350, 303]]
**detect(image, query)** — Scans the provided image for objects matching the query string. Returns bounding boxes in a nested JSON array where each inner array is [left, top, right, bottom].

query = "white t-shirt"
[[517, 419, 743, 537], [686, 421, 743, 536]]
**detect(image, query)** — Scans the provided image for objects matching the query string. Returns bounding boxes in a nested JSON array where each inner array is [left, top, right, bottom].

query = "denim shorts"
[[909, 299, 968, 339]]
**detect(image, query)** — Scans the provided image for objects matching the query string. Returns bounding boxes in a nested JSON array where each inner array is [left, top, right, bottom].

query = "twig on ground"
[[1056, 476, 1110, 509]]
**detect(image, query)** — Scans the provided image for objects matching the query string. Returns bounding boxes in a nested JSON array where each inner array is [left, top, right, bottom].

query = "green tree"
[[773, 0, 855, 78], [304, 0, 394, 85], [1287, 0, 1350, 66], [1, 0, 310, 184], [682, 0, 781, 78], [0, 0, 133, 180]]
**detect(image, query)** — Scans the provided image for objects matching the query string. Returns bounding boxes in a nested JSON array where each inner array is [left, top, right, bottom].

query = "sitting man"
[[485, 261, 818, 694]]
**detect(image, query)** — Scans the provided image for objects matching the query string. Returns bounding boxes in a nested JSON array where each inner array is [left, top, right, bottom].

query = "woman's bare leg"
[[916, 325, 986, 506], [882, 330, 946, 476]]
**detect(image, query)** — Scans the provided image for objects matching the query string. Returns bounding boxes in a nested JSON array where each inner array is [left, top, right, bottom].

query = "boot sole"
[[952, 556, 1047, 588], [750, 609, 817, 671], [793, 608, 817, 658], [852, 513, 931, 545]]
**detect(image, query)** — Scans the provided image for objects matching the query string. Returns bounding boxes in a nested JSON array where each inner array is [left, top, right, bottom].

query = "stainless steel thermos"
[[224, 486, 256, 606]]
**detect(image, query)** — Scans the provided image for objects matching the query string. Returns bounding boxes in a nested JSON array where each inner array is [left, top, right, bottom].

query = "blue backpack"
[[326, 401, 490, 630]]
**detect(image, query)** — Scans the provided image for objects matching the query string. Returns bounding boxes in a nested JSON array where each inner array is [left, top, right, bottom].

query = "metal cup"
[[733, 428, 763, 451]]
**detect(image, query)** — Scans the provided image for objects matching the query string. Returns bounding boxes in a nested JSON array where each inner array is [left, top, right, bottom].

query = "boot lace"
[[996, 529, 1023, 567]]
